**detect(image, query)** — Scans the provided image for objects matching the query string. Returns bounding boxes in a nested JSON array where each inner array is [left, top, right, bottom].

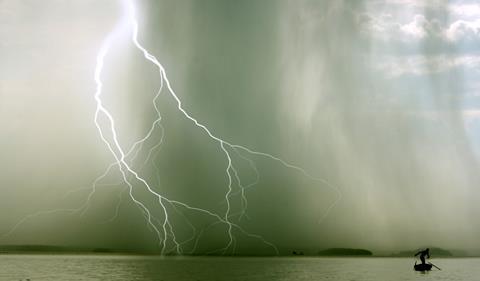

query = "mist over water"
[[1, 0, 480, 254]]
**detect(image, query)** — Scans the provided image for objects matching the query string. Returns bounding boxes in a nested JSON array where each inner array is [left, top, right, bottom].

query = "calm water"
[[0, 255, 478, 281]]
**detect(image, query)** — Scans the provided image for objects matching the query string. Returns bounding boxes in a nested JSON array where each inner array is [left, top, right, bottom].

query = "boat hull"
[[414, 263, 432, 271]]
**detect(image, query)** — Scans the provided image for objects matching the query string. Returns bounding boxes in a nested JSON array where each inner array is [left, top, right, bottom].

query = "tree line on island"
[[291, 248, 372, 256], [291, 247, 455, 257]]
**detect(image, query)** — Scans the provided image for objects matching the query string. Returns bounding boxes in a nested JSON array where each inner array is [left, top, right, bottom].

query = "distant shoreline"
[[0, 245, 478, 257], [1, 253, 480, 258], [1, 252, 480, 258]]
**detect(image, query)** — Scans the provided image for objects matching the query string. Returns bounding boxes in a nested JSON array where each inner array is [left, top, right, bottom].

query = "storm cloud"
[[1, 0, 480, 254]]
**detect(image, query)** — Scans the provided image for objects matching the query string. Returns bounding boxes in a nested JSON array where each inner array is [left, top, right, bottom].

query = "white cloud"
[[462, 110, 480, 130], [358, 13, 443, 41], [357, 13, 403, 41], [359, 3, 480, 43], [382, 0, 445, 8], [449, 3, 480, 18], [375, 55, 480, 78], [400, 15, 427, 38], [358, 11, 480, 43], [462, 109, 480, 118], [400, 14, 442, 39], [445, 19, 480, 41]]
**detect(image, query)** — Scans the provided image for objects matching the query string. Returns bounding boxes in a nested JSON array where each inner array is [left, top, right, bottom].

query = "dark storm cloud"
[[1, 0, 480, 254]]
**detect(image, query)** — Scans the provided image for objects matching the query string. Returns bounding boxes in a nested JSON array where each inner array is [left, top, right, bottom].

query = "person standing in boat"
[[414, 248, 430, 265]]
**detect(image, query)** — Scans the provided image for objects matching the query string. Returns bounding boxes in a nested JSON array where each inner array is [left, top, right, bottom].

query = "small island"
[[317, 248, 373, 256]]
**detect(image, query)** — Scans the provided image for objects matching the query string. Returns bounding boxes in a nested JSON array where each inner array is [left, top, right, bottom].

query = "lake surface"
[[0, 255, 477, 281]]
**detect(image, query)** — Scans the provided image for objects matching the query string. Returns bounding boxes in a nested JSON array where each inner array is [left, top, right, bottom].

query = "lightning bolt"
[[2, 0, 342, 255]]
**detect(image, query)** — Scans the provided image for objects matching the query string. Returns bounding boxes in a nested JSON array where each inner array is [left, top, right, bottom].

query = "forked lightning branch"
[[3, 0, 342, 255]]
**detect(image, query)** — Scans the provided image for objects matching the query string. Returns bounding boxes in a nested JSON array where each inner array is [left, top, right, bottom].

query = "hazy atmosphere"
[[1, 0, 480, 255]]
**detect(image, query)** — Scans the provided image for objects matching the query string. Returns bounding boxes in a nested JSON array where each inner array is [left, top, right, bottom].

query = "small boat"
[[414, 262, 433, 271]]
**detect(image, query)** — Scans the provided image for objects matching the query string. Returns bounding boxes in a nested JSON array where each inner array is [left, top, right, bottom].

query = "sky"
[[1, 0, 480, 255]]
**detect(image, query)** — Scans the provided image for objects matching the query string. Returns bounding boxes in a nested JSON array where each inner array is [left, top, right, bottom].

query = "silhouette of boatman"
[[414, 248, 430, 265]]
